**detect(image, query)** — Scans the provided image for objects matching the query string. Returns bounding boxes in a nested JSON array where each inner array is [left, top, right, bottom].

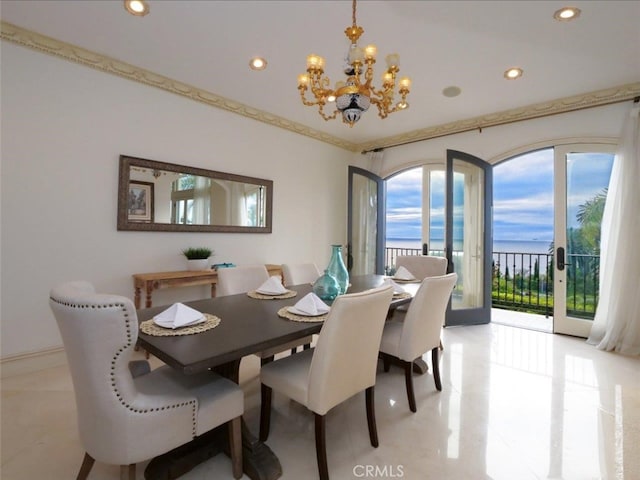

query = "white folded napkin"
[[394, 265, 416, 281], [291, 292, 330, 316], [153, 303, 205, 329], [383, 277, 406, 294], [256, 276, 288, 295]]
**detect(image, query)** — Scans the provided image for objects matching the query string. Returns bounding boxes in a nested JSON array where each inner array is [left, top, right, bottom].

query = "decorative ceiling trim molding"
[[358, 82, 640, 153], [0, 21, 360, 152], [3, 22, 638, 155]]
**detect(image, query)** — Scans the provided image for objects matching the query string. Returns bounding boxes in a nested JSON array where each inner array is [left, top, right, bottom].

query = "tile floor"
[[2, 322, 639, 479]]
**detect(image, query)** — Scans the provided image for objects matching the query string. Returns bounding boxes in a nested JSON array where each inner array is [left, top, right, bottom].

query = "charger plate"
[[140, 313, 221, 336], [393, 292, 412, 300], [277, 307, 327, 323], [247, 290, 297, 300]]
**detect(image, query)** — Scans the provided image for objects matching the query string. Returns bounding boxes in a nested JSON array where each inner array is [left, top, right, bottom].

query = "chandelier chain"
[[352, 0, 357, 27]]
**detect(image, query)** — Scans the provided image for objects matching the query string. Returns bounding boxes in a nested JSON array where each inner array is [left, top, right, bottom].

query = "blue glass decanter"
[[312, 269, 340, 301]]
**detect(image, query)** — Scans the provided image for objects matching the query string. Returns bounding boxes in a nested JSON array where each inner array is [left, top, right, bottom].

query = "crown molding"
[[358, 82, 640, 153], [0, 21, 360, 152], [3, 21, 638, 155]]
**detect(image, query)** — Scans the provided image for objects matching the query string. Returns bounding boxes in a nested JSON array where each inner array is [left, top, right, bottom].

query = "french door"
[[445, 150, 493, 326], [347, 166, 384, 275], [553, 144, 615, 336]]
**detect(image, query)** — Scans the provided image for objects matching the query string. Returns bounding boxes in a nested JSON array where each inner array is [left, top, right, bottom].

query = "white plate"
[[256, 289, 288, 295], [287, 306, 328, 317], [392, 277, 418, 282]]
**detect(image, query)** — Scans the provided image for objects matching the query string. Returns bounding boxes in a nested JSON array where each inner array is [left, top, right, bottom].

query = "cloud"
[[384, 148, 612, 242]]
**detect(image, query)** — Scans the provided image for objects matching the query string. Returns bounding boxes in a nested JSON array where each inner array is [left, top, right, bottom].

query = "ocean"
[[386, 238, 552, 254]]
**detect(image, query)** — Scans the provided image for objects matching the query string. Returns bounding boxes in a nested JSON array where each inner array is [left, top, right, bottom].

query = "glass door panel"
[[445, 150, 492, 326], [425, 168, 447, 259], [553, 145, 614, 336], [348, 166, 384, 275]]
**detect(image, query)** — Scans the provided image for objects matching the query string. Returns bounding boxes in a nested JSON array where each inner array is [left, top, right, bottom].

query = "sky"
[[385, 148, 614, 243]]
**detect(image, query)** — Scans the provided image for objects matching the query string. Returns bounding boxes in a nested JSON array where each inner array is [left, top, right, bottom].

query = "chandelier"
[[297, 0, 411, 127]]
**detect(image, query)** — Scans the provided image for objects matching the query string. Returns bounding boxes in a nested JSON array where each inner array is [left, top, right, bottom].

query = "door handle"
[[557, 247, 572, 271], [445, 247, 455, 274]]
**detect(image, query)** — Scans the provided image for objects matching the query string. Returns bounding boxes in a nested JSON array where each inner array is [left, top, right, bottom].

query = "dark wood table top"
[[137, 274, 416, 375]]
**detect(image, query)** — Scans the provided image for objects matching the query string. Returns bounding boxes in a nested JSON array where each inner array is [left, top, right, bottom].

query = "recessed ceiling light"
[[442, 86, 462, 98], [504, 67, 523, 80], [124, 0, 150, 16], [249, 57, 267, 71], [554, 7, 581, 21]]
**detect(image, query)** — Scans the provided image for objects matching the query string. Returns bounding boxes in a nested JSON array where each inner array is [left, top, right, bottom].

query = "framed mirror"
[[117, 155, 272, 233]]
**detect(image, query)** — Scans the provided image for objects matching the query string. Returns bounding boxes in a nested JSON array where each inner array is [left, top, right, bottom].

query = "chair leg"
[[76, 453, 95, 480], [290, 347, 297, 355], [259, 384, 272, 441], [439, 339, 444, 351], [404, 360, 417, 413], [120, 464, 135, 480], [432, 347, 442, 391], [303, 343, 311, 350], [382, 354, 391, 372], [365, 386, 379, 448], [229, 416, 243, 479], [314, 413, 329, 480]]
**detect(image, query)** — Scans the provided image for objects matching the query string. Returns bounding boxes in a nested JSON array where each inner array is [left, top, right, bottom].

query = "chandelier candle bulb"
[[364, 44, 377, 59], [306, 54, 324, 70], [399, 77, 412, 90], [385, 53, 400, 68], [349, 47, 365, 63], [298, 74, 310, 87]]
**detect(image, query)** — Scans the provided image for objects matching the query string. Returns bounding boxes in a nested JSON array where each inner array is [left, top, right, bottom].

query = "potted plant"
[[182, 247, 214, 271]]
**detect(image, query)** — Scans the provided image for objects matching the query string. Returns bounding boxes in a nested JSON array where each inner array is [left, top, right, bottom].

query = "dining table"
[[136, 274, 419, 480]]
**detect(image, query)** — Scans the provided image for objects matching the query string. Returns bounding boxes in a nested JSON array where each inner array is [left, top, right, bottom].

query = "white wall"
[[351, 103, 626, 176], [0, 43, 351, 358]]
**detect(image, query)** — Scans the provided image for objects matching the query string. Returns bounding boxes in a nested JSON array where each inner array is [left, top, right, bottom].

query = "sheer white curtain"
[[587, 102, 640, 355], [192, 176, 211, 224]]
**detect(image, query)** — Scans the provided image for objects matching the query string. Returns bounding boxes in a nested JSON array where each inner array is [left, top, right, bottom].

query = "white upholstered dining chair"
[[259, 285, 394, 480], [393, 255, 449, 351], [379, 273, 457, 412], [49, 281, 243, 480], [216, 264, 313, 363], [395, 255, 448, 280], [281, 263, 322, 287]]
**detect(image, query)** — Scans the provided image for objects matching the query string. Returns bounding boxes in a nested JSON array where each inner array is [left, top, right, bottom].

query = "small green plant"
[[182, 247, 213, 260]]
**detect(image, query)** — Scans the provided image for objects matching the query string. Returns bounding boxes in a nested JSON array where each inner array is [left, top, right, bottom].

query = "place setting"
[[247, 276, 298, 300], [391, 265, 420, 283], [277, 292, 330, 322], [382, 277, 413, 300], [140, 302, 221, 336]]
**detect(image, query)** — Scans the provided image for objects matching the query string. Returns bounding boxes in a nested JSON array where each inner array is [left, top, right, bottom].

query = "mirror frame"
[[117, 155, 273, 233]]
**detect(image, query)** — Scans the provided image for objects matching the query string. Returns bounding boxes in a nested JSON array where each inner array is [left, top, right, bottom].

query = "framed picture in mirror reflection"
[[128, 181, 154, 222]]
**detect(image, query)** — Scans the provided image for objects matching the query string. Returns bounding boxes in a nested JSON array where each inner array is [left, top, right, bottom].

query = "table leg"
[[380, 354, 429, 375], [134, 287, 141, 310], [145, 281, 153, 308], [412, 358, 429, 374], [144, 361, 282, 480]]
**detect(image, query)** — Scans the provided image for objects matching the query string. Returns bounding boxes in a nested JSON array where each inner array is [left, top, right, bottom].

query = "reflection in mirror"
[[118, 155, 272, 233]]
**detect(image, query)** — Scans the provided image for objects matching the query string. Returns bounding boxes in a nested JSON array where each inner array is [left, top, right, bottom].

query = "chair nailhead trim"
[[50, 297, 199, 437]]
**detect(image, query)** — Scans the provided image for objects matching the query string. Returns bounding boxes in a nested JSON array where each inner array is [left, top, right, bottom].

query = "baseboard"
[[1, 346, 67, 378]]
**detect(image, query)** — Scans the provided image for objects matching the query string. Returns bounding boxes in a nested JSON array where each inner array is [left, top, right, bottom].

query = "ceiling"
[[2, 0, 639, 149]]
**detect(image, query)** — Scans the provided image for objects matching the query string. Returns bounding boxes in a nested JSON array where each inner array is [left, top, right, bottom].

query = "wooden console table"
[[132, 264, 282, 309]]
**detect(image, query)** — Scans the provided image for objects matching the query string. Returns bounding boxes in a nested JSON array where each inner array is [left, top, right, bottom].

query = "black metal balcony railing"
[[384, 247, 599, 319]]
